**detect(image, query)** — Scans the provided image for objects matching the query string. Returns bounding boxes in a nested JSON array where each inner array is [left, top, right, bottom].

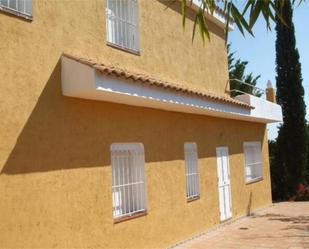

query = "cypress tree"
[[273, 0, 307, 198]]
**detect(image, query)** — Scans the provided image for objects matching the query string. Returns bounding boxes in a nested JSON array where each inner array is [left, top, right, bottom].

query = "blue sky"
[[228, 2, 309, 140]]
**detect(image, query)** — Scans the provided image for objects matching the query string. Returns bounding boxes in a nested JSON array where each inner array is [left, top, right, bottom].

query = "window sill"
[[245, 177, 263, 185], [106, 42, 140, 56], [0, 6, 32, 21], [113, 210, 147, 224], [187, 195, 200, 203]]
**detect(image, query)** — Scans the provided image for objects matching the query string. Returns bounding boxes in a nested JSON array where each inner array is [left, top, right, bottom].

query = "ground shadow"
[[270, 215, 309, 224], [253, 212, 309, 233], [283, 225, 309, 231], [257, 213, 309, 224]]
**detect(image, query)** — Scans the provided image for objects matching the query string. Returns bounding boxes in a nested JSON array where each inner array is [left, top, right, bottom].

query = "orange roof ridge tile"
[[62, 53, 252, 109]]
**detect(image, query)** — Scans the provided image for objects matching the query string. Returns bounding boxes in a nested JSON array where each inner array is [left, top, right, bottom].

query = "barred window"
[[105, 0, 139, 53], [243, 141, 263, 183], [111, 143, 146, 219], [0, 0, 32, 17], [184, 142, 200, 199]]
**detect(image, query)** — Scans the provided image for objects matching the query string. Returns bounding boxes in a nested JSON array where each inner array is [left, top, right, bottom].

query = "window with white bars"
[[105, 0, 139, 53], [243, 141, 263, 183], [111, 143, 146, 219], [0, 0, 32, 17], [184, 142, 200, 199]]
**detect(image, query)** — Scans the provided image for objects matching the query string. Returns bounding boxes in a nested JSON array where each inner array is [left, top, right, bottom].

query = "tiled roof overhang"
[[63, 53, 251, 109]]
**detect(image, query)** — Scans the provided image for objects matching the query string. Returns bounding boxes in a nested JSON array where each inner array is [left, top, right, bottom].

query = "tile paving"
[[174, 202, 309, 249]]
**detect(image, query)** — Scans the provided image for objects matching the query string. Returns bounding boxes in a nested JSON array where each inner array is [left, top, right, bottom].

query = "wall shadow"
[[246, 191, 253, 216], [2, 58, 266, 175]]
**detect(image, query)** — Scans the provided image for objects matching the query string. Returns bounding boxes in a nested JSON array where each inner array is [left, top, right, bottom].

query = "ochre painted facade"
[[0, 1, 272, 248]]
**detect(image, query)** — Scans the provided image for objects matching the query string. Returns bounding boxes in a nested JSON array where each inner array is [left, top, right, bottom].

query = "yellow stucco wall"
[[0, 1, 272, 248], [0, 0, 230, 97]]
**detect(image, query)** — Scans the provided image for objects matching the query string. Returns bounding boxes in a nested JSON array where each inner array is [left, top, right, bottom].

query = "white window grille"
[[111, 143, 146, 219], [0, 0, 32, 17], [243, 141, 263, 182], [184, 142, 200, 199], [105, 0, 139, 53]]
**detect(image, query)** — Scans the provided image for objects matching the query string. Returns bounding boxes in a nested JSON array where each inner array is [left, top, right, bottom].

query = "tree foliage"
[[227, 44, 262, 97], [180, 0, 303, 43], [271, 0, 307, 200]]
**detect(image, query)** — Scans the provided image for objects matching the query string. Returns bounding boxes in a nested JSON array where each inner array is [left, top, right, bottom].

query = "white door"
[[216, 147, 232, 221]]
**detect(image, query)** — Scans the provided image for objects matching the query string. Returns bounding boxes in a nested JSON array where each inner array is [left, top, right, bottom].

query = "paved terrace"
[[173, 202, 309, 249]]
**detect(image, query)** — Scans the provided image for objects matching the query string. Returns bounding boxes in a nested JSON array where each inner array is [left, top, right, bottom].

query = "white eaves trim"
[[61, 56, 282, 123]]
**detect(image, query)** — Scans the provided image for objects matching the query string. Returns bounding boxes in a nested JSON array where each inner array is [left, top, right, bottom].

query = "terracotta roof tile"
[[63, 53, 252, 109]]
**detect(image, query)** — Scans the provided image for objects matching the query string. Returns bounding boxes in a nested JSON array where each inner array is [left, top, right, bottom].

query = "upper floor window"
[[184, 142, 200, 200], [111, 143, 146, 221], [105, 0, 139, 53], [243, 141, 263, 183], [0, 0, 32, 18]]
